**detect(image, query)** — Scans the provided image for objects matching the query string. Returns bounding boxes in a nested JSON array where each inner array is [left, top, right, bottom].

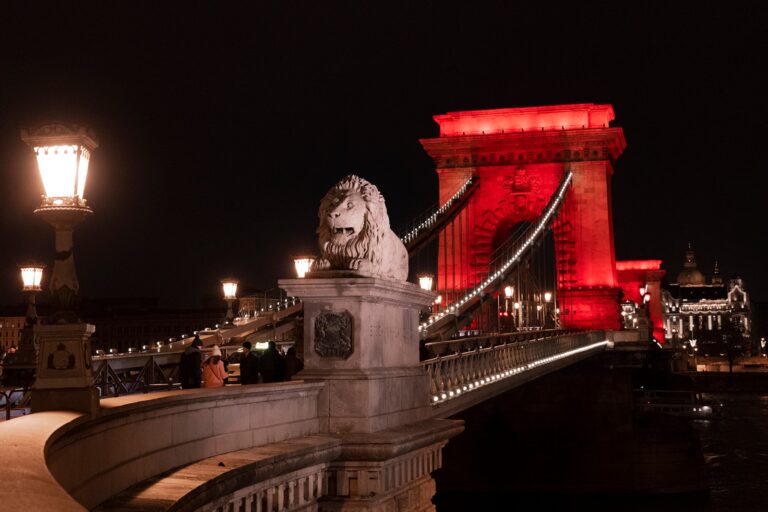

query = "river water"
[[434, 392, 768, 511], [695, 392, 768, 511]]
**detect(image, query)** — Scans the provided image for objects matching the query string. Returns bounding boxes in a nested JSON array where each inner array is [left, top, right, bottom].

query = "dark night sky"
[[1, 2, 766, 308]]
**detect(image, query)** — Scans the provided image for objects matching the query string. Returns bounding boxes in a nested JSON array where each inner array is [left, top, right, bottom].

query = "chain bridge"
[[0, 104, 667, 512]]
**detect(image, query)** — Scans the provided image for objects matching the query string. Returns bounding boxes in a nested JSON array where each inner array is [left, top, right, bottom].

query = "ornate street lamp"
[[418, 273, 434, 291], [293, 256, 315, 279], [504, 286, 514, 299], [221, 278, 239, 325], [0, 263, 46, 387], [22, 124, 97, 322], [19, 262, 45, 325], [21, 124, 99, 414]]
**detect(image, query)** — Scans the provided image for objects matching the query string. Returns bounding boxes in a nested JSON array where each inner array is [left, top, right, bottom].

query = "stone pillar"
[[279, 275, 435, 434], [280, 274, 465, 511], [31, 322, 99, 415], [559, 160, 621, 330]]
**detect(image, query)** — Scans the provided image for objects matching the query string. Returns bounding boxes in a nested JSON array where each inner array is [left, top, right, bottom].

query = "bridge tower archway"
[[420, 104, 627, 330]]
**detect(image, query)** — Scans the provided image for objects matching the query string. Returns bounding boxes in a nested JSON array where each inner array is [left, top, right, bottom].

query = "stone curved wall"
[[0, 382, 323, 511]]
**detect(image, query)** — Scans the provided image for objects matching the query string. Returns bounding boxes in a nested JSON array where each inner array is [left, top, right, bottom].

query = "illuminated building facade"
[[0, 315, 25, 352], [661, 244, 751, 355]]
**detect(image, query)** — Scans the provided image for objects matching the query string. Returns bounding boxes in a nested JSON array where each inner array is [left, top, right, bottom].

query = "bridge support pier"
[[280, 275, 464, 510]]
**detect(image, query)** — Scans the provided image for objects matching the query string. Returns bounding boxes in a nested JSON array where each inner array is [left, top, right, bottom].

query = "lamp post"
[[502, 286, 514, 332], [221, 278, 239, 325], [690, 338, 698, 370], [22, 124, 97, 322], [293, 256, 315, 279], [544, 291, 552, 329], [22, 123, 99, 414], [19, 263, 45, 325], [417, 274, 434, 323], [0, 264, 46, 388]]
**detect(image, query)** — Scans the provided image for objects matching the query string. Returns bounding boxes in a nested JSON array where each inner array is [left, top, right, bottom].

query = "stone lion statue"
[[312, 175, 408, 281]]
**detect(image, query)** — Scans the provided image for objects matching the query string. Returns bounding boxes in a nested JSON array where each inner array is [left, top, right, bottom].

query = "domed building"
[[676, 243, 706, 286], [661, 243, 751, 356]]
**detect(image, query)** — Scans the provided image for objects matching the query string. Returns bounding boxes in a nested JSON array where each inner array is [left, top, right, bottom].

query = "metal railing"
[[421, 329, 607, 404], [92, 345, 245, 397]]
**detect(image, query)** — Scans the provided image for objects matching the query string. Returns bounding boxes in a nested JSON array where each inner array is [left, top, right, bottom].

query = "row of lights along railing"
[[418, 171, 573, 333], [422, 330, 609, 405], [400, 176, 475, 245]]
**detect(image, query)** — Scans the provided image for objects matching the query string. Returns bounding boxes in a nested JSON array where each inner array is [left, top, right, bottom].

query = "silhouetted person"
[[179, 335, 203, 389], [259, 341, 285, 383], [284, 346, 304, 380], [240, 341, 260, 384]]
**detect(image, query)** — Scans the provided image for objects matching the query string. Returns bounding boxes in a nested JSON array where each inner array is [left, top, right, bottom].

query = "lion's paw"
[[313, 258, 331, 271], [349, 258, 372, 273]]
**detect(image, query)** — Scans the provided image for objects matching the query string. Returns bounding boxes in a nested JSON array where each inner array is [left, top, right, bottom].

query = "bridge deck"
[[95, 435, 339, 511]]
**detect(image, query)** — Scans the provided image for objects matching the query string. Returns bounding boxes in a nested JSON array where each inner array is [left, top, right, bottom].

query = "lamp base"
[[32, 322, 99, 415]]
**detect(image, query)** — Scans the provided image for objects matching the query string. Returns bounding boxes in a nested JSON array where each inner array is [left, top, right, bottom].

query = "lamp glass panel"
[[294, 258, 314, 278], [20, 267, 44, 290], [76, 147, 90, 198], [222, 281, 238, 299], [35, 145, 80, 198]]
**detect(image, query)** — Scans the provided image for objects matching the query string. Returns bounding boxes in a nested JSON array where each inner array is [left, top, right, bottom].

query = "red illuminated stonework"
[[617, 260, 667, 343], [420, 104, 627, 330]]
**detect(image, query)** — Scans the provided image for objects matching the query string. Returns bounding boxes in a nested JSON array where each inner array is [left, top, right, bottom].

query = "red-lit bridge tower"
[[420, 103, 626, 330]]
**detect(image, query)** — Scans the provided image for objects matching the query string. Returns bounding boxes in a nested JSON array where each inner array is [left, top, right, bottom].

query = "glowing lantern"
[[544, 291, 552, 302], [293, 256, 315, 278], [221, 278, 239, 300], [19, 263, 45, 292], [418, 273, 434, 291], [22, 124, 97, 206], [504, 286, 514, 298]]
